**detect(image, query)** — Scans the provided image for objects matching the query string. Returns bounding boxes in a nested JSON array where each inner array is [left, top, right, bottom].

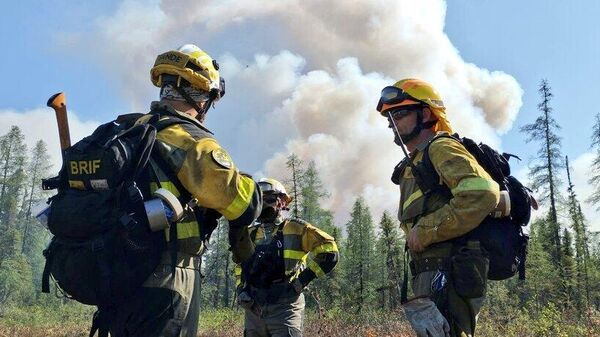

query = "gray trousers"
[[110, 252, 202, 337], [244, 292, 305, 337], [413, 271, 485, 337]]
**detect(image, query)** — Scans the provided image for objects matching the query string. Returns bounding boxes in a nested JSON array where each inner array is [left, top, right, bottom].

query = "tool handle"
[[47, 92, 71, 151]]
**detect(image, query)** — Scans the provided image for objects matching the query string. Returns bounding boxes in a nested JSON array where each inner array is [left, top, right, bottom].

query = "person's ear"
[[422, 107, 433, 122]]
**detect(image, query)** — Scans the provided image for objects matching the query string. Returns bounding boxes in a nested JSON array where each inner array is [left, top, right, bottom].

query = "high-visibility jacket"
[[235, 218, 339, 288], [397, 132, 500, 251], [136, 101, 262, 258]]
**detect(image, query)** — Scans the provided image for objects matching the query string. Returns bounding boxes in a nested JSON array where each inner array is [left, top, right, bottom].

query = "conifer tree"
[[588, 113, 600, 209], [560, 228, 577, 309], [524, 218, 561, 310], [520, 79, 564, 265], [285, 154, 304, 218], [0, 126, 28, 230], [300, 161, 328, 224], [297, 161, 340, 307], [20, 141, 52, 256], [376, 211, 403, 309], [566, 156, 592, 309], [202, 219, 235, 308], [342, 197, 377, 313]]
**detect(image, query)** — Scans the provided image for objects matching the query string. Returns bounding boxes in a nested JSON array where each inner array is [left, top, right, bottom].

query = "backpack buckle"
[[127, 184, 143, 204], [119, 213, 137, 231]]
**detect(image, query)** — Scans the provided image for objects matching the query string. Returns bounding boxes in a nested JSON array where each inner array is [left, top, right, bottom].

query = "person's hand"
[[402, 298, 450, 337], [407, 226, 425, 252]]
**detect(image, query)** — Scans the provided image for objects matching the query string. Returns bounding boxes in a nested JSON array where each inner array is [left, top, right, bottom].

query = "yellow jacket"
[[235, 218, 339, 288], [136, 102, 261, 259], [397, 133, 500, 249]]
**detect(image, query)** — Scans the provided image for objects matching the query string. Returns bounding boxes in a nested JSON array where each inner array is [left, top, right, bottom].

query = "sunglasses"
[[263, 193, 280, 204], [387, 107, 421, 120], [376, 86, 424, 112]]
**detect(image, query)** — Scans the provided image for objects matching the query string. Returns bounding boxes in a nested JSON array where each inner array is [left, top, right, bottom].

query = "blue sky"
[[1, 0, 599, 229], [446, 0, 600, 166]]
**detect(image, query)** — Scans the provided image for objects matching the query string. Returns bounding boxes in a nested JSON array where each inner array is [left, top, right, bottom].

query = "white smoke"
[[54, 0, 525, 225]]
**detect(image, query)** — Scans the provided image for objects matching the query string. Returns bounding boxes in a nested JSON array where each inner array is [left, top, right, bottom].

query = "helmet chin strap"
[[390, 109, 437, 145]]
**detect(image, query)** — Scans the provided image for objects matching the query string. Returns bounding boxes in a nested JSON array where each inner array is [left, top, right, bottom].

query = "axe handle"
[[47, 93, 71, 151]]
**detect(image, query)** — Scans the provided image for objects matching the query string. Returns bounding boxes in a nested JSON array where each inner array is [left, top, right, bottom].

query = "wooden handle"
[[47, 92, 71, 151]]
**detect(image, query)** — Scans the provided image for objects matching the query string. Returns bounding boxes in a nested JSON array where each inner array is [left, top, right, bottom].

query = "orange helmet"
[[377, 78, 452, 133], [376, 78, 445, 114]]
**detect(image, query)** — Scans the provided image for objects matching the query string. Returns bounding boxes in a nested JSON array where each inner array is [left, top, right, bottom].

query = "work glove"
[[402, 298, 450, 337], [238, 290, 262, 316]]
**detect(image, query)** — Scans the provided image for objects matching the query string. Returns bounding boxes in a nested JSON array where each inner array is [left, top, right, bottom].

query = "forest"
[[1, 80, 600, 336]]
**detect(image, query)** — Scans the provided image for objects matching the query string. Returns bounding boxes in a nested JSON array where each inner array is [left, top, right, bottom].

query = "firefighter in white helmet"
[[235, 178, 339, 337]]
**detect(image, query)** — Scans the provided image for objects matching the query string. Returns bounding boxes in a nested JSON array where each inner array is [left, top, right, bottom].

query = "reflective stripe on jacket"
[[235, 218, 338, 287]]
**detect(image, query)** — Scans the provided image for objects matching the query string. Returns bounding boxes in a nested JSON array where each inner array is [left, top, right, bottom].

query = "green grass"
[[1, 303, 599, 337]]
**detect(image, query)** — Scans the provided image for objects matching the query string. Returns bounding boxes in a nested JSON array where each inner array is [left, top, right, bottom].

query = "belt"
[[158, 251, 201, 270], [409, 257, 451, 275]]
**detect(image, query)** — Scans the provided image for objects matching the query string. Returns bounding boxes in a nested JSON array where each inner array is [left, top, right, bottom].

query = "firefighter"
[[235, 178, 339, 337], [109, 44, 262, 337], [377, 78, 500, 337]]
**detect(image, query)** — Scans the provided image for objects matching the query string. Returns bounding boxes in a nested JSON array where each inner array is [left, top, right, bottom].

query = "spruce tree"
[[520, 79, 564, 266], [298, 161, 340, 308], [0, 126, 28, 230], [20, 141, 52, 257], [285, 154, 304, 218], [560, 228, 577, 309], [202, 219, 235, 308], [524, 218, 561, 310], [376, 211, 403, 309], [565, 156, 592, 309], [342, 197, 377, 313], [588, 113, 600, 209], [301, 161, 328, 224]]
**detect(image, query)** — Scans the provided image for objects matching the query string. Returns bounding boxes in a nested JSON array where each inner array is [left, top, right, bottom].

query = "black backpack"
[[395, 133, 536, 280], [40, 112, 200, 308]]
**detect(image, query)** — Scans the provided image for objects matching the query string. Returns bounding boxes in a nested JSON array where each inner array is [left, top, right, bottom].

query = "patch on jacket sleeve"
[[211, 148, 233, 169]]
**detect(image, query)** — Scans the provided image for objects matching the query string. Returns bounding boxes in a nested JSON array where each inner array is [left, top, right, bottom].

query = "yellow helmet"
[[376, 78, 445, 114], [377, 78, 452, 133], [258, 178, 293, 204], [150, 44, 225, 100]]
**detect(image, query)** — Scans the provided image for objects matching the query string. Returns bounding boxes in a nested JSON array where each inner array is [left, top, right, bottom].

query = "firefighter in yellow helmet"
[[108, 44, 262, 337], [234, 178, 339, 337], [377, 79, 500, 337]]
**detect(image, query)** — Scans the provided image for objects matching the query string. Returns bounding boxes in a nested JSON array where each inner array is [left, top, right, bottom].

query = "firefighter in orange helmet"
[[377, 79, 499, 337]]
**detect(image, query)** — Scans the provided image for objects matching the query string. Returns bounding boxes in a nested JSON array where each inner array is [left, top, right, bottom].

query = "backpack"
[[395, 133, 536, 281], [40, 112, 200, 309], [242, 224, 286, 289]]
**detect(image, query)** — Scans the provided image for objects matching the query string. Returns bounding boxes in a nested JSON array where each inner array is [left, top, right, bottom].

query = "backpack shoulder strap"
[[415, 133, 460, 196]]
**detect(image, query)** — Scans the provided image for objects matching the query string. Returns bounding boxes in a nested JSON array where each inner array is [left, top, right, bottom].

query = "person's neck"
[[406, 129, 435, 153], [161, 99, 200, 119]]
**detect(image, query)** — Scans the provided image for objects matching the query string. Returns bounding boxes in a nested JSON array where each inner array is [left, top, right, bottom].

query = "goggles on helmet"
[[376, 86, 424, 112]]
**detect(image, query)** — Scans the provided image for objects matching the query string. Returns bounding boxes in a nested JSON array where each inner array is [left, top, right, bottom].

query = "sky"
[[1, 0, 599, 231]]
